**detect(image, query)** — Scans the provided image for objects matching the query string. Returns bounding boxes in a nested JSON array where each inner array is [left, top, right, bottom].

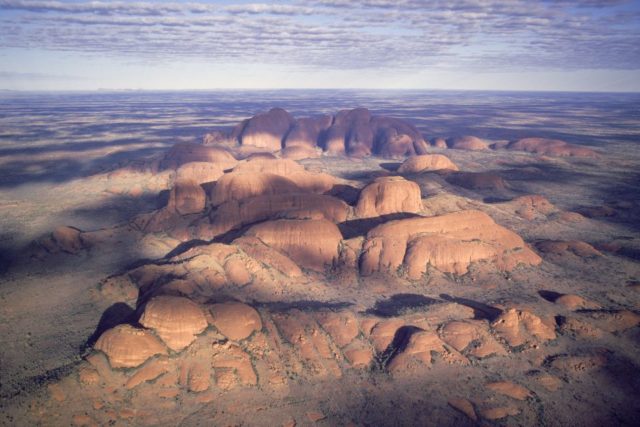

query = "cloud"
[[0, 0, 638, 72]]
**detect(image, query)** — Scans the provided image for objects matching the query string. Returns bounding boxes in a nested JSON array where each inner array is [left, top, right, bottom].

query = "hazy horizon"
[[1, 0, 640, 92]]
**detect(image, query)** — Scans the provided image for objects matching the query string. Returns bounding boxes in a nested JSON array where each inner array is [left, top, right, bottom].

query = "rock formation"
[[139, 296, 208, 351], [397, 154, 459, 173], [161, 142, 237, 170], [244, 218, 342, 271], [238, 107, 295, 151], [354, 176, 423, 218], [359, 210, 541, 277], [94, 324, 167, 368], [447, 136, 489, 151], [507, 138, 598, 157]]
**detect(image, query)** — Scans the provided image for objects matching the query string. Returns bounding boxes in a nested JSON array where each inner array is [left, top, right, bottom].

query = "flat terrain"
[[0, 90, 639, 426]]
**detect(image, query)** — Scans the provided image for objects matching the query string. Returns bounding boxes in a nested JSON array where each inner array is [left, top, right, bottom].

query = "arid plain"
[[1, 90, 639, 426]]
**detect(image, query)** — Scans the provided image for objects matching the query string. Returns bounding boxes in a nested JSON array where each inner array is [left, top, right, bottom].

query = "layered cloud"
[[0, 0, 639, 71]]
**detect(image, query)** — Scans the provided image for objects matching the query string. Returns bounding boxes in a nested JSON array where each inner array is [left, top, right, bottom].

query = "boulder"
[[354, 176, 422, 218]]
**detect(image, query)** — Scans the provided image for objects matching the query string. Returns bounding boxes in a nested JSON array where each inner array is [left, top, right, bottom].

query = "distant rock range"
[[203, 107, 599, 159]]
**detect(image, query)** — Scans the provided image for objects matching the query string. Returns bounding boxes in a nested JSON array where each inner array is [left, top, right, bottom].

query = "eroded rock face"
[[397, 154, 459, 173], [95, 325, 167, 369], [245, 218, 342, 271], [139, 296, 208, 351], [507, 138, 598, 157], [360, 210, 541, 277], [239, 108, 295, 151], [447, 136, 489, 151], [354, 176, 422, 218]]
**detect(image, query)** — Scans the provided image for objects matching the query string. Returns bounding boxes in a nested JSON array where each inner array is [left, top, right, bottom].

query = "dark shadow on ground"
[[439, 294, 502, 321], [365, 294, 440, 318], [83, 302, 136, 350]]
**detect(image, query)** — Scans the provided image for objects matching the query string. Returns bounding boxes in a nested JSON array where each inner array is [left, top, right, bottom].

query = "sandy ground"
[[0, 91, 639, 426]]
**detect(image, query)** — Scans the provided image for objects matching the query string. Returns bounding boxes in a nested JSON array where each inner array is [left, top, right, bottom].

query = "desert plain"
[[0, 89, 639, 426]]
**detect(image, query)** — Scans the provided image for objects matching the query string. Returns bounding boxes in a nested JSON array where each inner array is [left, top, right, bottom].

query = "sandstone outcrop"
[[166, 180, 206, 215], [210, 172, 301, 207], [95, 324, 167, 369], [209, 302, 262, 341], [283, 115, 332, 149], [139, 296, 208, 351], [491, 308, 556, 347], [238, 108, 295, 151], [245, 218, 342, 271], [355, 176, 422, 218], [208, 193, 350, 237], [397, 154, 459, 173], [536, 240, 602, 258], [175, 162, 224, 185], [507, 138, 597, 157], [360, 210, 541, 277], [161, 142, 237, 170], [447, 136, 489, 151]]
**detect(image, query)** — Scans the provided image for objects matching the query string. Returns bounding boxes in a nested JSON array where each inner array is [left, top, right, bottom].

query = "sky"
[[0, 0, 639, 91]]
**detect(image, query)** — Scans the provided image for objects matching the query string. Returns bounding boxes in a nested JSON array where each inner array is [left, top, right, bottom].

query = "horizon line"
[[1, 87, 640, 95]]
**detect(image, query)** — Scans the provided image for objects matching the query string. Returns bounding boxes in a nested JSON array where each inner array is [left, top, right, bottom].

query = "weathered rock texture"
[[360, 210, 541, 277], [355, 176, 423, 218]]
